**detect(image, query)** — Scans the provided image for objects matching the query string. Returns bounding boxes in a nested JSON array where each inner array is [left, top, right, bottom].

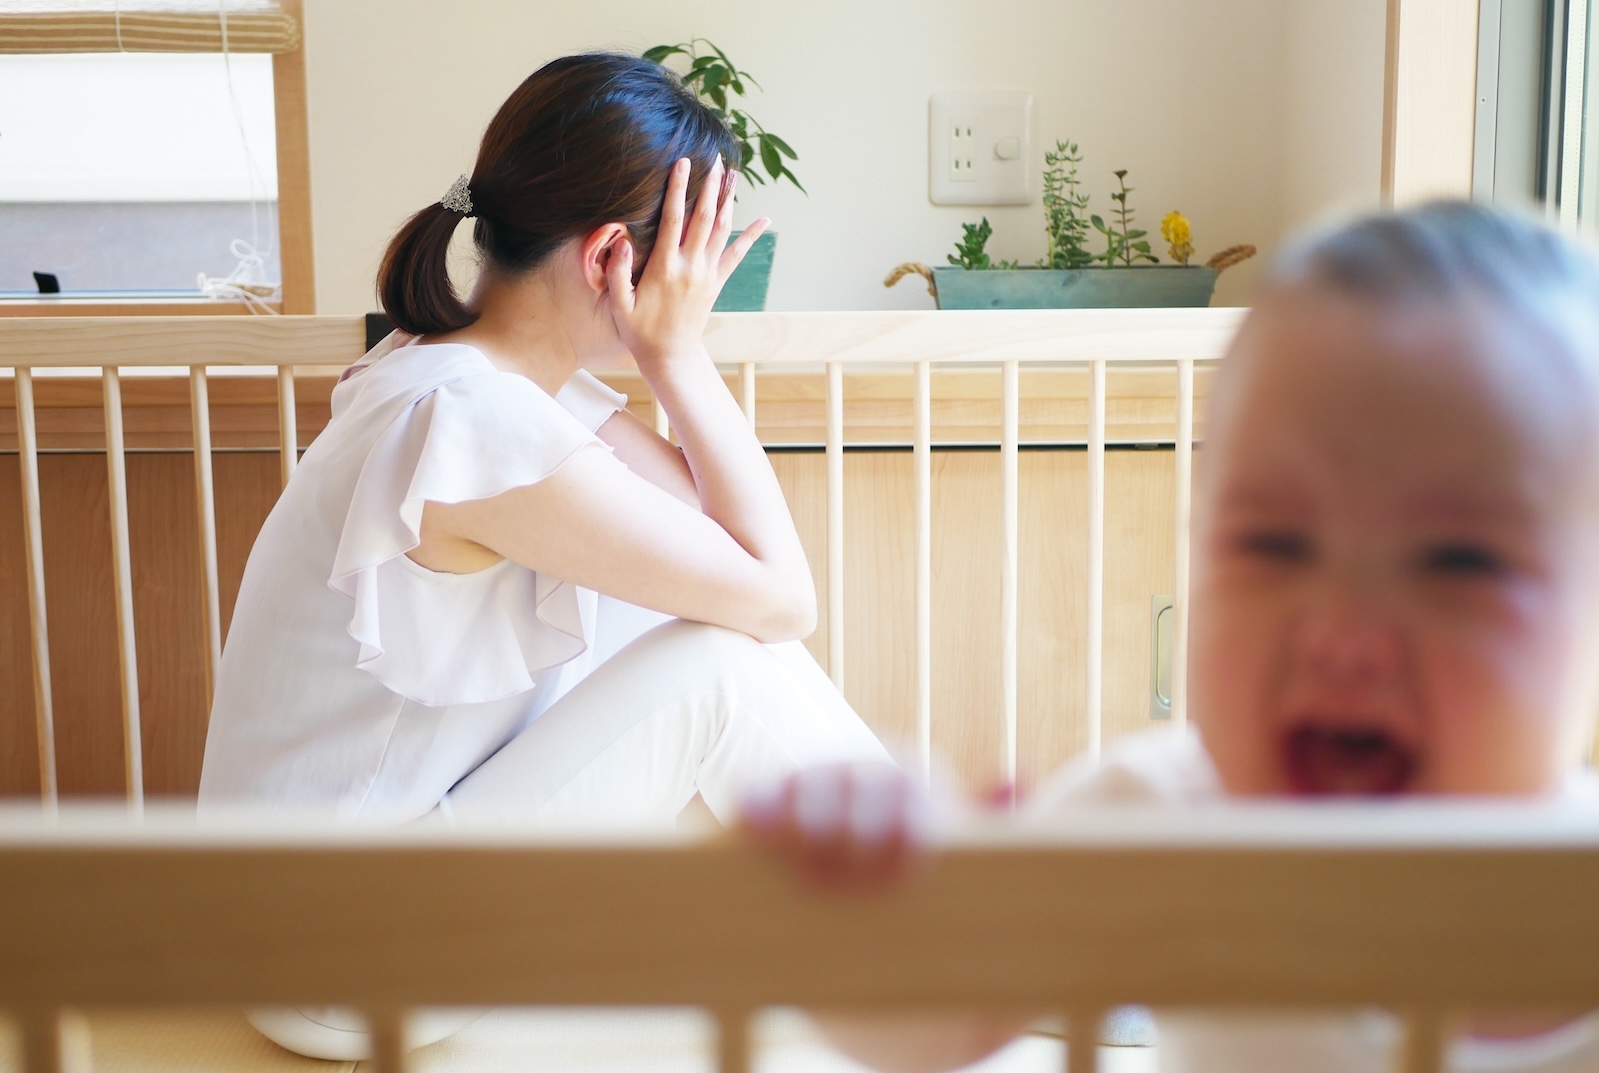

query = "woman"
[[198, 41, 889, 942], [200, 48, 889, 1058]]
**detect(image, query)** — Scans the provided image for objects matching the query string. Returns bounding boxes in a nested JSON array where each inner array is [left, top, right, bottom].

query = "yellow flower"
[[1162, 211, 1193, 265]]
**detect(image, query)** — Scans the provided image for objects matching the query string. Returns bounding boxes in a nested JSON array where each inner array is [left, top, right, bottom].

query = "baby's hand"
[[739, 762, 938, 893]]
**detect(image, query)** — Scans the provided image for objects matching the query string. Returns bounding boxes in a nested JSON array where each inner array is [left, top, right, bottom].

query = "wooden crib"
[[4, 311, 1599, 1073], [0, 308, 1238, 804]]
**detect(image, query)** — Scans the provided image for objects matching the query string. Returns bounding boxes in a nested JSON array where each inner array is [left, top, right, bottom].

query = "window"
[[0, 50, 280, 302], [0, 0, 311, 314]]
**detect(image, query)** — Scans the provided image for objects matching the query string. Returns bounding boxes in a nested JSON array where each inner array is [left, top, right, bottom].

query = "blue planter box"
[[931, 264, 1217, 309], [714, 231, 778, 312]]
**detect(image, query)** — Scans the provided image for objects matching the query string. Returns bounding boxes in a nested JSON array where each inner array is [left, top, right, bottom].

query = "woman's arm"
[[425, 159, 811, 641], [595, 408, 699, 508]]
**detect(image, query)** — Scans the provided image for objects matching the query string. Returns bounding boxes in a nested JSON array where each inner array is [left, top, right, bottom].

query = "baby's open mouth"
[[1283, 724, 1418, 796]]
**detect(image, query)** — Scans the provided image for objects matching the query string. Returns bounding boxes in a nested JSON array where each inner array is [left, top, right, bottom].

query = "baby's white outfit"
[[1029, 730, 1599, 1073], [198, 333, 888, 1059]]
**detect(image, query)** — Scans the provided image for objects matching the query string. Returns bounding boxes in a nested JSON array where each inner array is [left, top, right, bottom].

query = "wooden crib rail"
[[4, 805, 1599, 1073], [1, 310, 1241, 809]]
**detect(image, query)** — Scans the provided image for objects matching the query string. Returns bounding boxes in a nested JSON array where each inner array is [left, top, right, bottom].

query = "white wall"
[[301, 0, 1389, 314], [1278, 0, 1389, 236]]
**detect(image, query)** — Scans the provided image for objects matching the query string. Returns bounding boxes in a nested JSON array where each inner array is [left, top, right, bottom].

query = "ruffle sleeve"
[[555, 369, 628, 432], [328, 372, 608, 707]]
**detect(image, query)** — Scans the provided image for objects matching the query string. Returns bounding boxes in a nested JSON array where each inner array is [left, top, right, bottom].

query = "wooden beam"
[[271, 0, 316, 313], [5, 806, 1599, 1009], [1384, 0, 1484, 205]]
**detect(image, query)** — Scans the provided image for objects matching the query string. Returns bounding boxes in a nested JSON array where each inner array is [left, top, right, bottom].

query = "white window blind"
[[0, 1, 300, 54]]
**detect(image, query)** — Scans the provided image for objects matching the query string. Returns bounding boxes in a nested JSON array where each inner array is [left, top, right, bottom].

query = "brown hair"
[[378, 53, 739, 337]]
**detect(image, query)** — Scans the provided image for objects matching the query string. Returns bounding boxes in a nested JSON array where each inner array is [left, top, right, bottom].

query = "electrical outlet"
[[950, 118, 976, 182], [929, 91, 1033, 206]]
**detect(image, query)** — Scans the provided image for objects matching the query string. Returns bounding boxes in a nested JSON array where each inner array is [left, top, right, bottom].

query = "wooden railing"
[[0, 309, 1243, 808], [3, 804, 1597, 1073]]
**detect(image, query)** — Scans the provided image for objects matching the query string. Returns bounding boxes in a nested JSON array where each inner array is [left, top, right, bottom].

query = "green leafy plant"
[[948, 218, 994, 269], [643, 38, 804, 192], [1090, 170, 1157, 267], [1041, 141, 1097, 270], [947, 218, 1018, 270]]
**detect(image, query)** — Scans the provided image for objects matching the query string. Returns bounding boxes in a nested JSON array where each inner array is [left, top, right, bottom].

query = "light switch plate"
[[929, 91, 1033, 206]]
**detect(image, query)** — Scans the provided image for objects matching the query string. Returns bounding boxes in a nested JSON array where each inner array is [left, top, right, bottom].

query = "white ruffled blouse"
[[198, 333, 628, 821]]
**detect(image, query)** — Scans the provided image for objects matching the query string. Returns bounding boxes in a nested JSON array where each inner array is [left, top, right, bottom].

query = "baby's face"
[[1191, 286, 1599, 797]]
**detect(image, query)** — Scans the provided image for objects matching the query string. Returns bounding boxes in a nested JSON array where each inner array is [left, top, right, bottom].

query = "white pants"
[[252, 611, 891, 1060]]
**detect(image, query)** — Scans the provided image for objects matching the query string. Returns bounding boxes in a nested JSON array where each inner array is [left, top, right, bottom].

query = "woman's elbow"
[[749, 579, 817, 644]]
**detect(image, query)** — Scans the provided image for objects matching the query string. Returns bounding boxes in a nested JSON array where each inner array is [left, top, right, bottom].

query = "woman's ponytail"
[[377, 202, 478, 338]]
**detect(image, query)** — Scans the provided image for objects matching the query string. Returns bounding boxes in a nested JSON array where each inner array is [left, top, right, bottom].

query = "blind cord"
[[199, 0, 283, 313]]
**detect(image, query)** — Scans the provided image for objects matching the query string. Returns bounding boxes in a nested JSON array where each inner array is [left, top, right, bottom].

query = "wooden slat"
[[653, 398, 669, 439], [1001, 360, 1019, 791], [101, 370, 143, 810], [10, 807, 1599, 1010], [190, 369, 223, 700], [20, 1009, 65, 1073], [1402, 1010, 1446, 1073], [827, 361, 845, 690], [367, 1009, 410, 1073], [739, 362, 756, 426], [1172, 358, 1194, 728], [1086, 360, 1106, 763], [1066, 1009, 1101, 1073], [277, 365, 297, 486], [716, 1010, 751, 1073], [914, 360, 932, 778], [14, 369, 57, 808]]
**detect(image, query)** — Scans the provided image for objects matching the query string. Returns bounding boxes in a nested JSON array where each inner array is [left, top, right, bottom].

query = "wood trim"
[[0, 302, 280, 318], [5, 806, 1599, 1009], [1383, 0, 1484, 205], [271, 0, 316, 314], [1382, 0, 1404, 205], [0, 310, 1242, 369]]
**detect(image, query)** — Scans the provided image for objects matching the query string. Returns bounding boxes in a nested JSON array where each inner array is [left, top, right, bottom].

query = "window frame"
[[0, 0, 314, 317]]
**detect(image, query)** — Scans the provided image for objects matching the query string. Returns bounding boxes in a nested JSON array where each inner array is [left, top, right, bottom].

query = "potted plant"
[[886, 139, 1254, 309], [644, 38, 802, 311]]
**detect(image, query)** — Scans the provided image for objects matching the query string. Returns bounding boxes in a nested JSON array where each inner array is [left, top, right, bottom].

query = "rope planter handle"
[[884, 262, 936, 296]]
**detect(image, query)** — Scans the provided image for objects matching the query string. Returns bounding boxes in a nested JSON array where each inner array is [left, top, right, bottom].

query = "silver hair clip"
[[440, 174, 475, 217]]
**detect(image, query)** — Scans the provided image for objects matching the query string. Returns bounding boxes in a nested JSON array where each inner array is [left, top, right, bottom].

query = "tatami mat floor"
[[0, 1009, 1159, 1073]]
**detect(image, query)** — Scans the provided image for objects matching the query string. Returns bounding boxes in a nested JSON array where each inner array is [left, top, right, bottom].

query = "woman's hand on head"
[[604, 157, 769, 372]]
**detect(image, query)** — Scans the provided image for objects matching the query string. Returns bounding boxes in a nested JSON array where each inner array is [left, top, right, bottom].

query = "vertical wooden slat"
[[20, 1009, 73, 1073], [102, 368, 144, 810], [717, 1010, 751, 1073], [739, 361, 757, 427], [914, 360, 933, 779], [190, 368, 223, 701], [826, 360, 845, 690], [1401, 1011, 1446, 1073], [15, 368, 58, 808], [1000, 359, 1020, 792], [1066, 1009, 1101, 1073], [1172, 358, 1194, 729], [366, 1009, 410, 1073], [277, 365, 298, 487], [1086, 359, 1106, 764], [654, 397, 670, 439]]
